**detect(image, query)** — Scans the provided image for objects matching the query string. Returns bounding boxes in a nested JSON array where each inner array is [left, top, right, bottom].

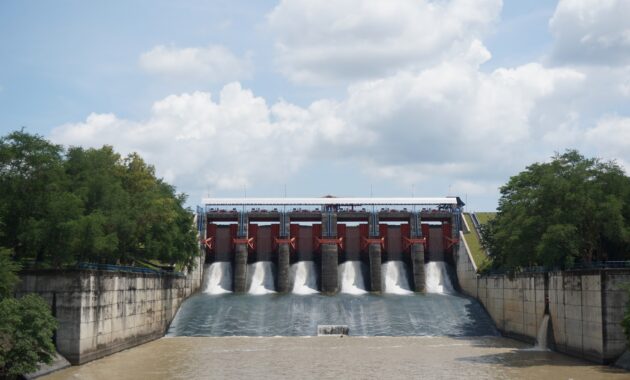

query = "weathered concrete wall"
[[16, 257, 204, 365], [454, 232, 630, 364]]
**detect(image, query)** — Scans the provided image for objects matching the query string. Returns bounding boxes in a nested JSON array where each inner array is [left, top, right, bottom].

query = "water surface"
[[43, 336, 628, 380], [167, 292, 497, 337]]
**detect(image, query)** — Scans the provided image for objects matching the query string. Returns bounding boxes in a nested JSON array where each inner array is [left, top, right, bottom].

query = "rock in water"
[[317, 325, 349, 336]]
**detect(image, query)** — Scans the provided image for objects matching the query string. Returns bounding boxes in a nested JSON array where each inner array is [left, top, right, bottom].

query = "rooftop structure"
[[202, 197, 464, 207]]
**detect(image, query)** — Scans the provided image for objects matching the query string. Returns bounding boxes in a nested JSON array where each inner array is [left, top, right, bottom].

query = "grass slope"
[[462, 213, 491, 271]]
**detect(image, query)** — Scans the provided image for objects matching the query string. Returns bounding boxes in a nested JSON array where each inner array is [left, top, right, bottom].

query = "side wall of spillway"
[[15, 254, 204, 365], [454, 231, 630, 364]]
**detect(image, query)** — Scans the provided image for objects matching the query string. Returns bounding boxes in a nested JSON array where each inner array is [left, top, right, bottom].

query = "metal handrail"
[[483, 261, 630, 275], [76, 262, 185, 277]]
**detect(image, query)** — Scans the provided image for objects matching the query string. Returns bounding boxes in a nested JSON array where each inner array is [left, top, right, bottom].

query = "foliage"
[[0, 130, 198, 269], [623, 285, 630, 349], [0, 249, 57, 378], [0, 249, 20, 298], [481, 150, 630, 272], [0, 294, 58, 378]]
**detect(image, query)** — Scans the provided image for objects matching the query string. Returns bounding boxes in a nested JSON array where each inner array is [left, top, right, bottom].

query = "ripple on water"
[[167, 293, 498, 337]]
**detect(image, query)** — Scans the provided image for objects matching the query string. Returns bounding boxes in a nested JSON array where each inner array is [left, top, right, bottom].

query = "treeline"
[[0, 130, 198, 269], [481, 150, 630, 272]]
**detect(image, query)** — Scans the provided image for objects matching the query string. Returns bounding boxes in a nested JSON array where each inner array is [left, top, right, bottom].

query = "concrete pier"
[[233, 212, 249, 293], [411, 243, 425, 292], [368, 244, 382, 292], [233, 244, 248, 293], [320, 212, 338, 294], [368, 212, 382, 292], [277, 243, 290, 292], [321, 244, 338, 294]]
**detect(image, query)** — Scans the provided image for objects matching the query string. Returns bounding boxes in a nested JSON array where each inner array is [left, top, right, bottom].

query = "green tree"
[[0, 249, 57, 379], [0, 131, 198, 269], [482, 150, 630, 272], [0, 130, 76, 265]]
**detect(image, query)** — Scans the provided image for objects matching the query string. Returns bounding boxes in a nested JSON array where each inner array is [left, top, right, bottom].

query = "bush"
[[0, 295, 57, 378]]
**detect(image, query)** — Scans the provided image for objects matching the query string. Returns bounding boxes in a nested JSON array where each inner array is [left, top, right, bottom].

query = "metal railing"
[[76, 262, 185, 277], [483, 261, 630, 276]]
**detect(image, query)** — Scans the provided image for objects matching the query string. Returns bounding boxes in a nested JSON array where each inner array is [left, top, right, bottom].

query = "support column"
[[276, 212, 291, 293], [277, 243, 290, 292], [410, 212, 425, 293], [320, 212, 338, 294], [368, 212, 382, 292], [411, 243, 425, 292], [233, 212, 248, 293], [368, 244, 382, 292]]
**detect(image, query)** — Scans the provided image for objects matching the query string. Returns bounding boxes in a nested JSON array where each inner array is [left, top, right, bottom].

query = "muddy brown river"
[[44, 336, 627, 380]]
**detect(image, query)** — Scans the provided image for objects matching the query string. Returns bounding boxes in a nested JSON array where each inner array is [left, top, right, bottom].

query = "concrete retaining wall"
[[455, 232, 630, 364], [16, 257, 204, 365]]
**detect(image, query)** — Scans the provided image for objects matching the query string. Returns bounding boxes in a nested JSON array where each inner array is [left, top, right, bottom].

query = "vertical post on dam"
[[233, 211, 249, 293], [276, 212, 291, 293], [320, 210, 338, 294], [410, 212, 425, 293], [368, 212, 382, 293]]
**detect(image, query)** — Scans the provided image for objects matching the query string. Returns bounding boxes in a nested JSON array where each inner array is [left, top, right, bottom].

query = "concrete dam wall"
[[454, 231, 630, 364], [16, 256, 204, 365]]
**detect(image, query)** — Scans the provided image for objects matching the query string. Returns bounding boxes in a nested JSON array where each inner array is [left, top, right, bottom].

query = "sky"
[[1, 0, 629, 211]]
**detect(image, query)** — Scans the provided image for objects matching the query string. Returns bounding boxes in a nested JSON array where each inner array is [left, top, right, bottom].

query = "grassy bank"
[[462, 213, 491, 271]]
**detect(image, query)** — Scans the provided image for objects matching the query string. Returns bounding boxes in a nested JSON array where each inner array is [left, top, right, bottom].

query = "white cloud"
[[267, 0, 501, 84], [139, 45, 253, 83], [51, 83, 347, 195], [550, 0, 630, 65], [584, 116, 630, 170], [51, 58, 589, 204]]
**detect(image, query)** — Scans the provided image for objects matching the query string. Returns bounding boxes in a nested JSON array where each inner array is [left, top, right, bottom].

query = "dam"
[[197, 196, 464, 295], [167, 196, 495, 337]]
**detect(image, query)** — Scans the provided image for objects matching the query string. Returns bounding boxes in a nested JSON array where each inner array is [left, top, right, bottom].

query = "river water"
[[41, 264, 629, 378], [44, 336, 627, 379]]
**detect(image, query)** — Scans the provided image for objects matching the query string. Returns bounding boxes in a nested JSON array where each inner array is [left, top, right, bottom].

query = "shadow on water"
[[456, 349, 627, 375], [167, 291, 499, 337]]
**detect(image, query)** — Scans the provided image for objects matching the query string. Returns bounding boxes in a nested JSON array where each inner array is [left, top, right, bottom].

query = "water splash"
[[382, 261, 413, 294], [533, 314, 550, 351], [204, 262, 232, 295], [339, 261, 367, 295], [247, 261, 276, 295], [425, 261, 455, 294], [290, 261, 319, 295]]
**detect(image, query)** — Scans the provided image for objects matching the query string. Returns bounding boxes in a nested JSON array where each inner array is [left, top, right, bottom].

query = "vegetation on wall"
[[0, 130, 198, 269], [481, 150, 630, 272], [0, 249, 57, 378]]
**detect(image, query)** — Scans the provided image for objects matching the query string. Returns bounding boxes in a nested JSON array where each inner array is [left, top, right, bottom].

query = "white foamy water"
[[204, 262, 232, 295], [247, 261, 276, 295], [339, 261, 367, 295], [532, 314, 550, 351], [425, 261, 455, 294], [382, 261, 413, 295], [290, 261, 319, 295]]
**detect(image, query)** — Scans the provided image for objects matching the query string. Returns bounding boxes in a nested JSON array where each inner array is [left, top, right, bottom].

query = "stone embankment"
[[16, 257, 204, 365], [455, 233, 630, 364]]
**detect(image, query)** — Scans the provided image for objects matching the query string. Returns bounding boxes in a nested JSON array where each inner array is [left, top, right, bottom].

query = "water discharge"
[[425, 261, 455, 294], [203, 262, 232, 295], [382, 261, 413, 294], [533, 314, 550, 351], [167, 293, 497, 336], [290, 261, 319, 295], [247, 261, 276, 295], [338, 261, 367, 294]]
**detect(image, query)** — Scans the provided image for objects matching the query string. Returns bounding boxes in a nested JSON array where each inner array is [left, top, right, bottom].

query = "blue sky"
[[1, 0, 629, 211]]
